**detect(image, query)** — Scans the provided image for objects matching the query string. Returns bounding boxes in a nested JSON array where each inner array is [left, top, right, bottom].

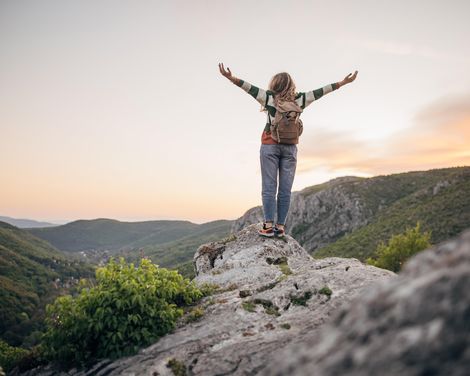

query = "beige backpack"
[[269, 96, 303, 144]]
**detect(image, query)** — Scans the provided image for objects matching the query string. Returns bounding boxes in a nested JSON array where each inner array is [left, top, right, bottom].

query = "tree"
[[42, 257, 202, 366], [367, 223, 431, 272]]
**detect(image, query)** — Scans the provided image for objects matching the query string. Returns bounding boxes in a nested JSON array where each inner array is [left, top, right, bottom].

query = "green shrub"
[[318, 286, 332, 298], [0, 339, 28, 372], [9, 345, 45, 374], [242, 301, 257, 313], [42, 257, 202, 366], [290, 291, 313, 306], [184, 307, 204, 323], [367, 223, 431, 272], [278, 262, 292, 276], [167, 358, 186, 376]]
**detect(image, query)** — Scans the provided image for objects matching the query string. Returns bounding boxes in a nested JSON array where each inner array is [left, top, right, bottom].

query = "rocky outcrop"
[[22, 224, 392, 375], [262, 229, 470, 376]]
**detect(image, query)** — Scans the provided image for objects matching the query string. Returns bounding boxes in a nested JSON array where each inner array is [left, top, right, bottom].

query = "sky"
[[1, 0, 469, 224]]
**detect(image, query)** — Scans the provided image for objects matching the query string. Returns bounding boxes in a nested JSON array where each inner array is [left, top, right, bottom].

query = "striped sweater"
[[235, 79, 339, 144]]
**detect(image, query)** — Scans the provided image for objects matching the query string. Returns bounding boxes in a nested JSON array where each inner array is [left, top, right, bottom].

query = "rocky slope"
[[232, 167, 470, 258], [22, 225, 393, 375]]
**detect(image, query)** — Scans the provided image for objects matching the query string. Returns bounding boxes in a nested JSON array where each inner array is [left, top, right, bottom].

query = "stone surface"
[[193, 224, 312, 290], [19, 224, 394, 375], [262, 229, 470, 376]]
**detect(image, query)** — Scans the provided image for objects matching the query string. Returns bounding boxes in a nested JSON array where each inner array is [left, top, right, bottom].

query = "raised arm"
[[301, 70, 358, 109], [218, 63, 268, 107]]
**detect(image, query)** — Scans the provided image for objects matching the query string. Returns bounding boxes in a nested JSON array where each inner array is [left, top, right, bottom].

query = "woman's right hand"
[[218, 63, 234, 81]]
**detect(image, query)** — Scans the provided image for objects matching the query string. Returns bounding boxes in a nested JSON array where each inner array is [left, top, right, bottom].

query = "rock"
[[21, 224, 391, 376], [262, 229, 470, 376], [193, 224, 312, 290], [432, 180, 451, 195]]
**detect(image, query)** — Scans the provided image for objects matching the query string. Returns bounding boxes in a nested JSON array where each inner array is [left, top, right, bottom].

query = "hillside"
[[28, 218, 233, 278], [129, 220, 233, 278], [28, 218, 201, 252], [0, 221, 95, 347], [233, 166, 470, 260], [315, 169, 470, 259]]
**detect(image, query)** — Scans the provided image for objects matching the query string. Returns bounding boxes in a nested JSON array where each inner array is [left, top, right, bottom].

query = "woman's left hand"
[[341, 70, 358, 86]]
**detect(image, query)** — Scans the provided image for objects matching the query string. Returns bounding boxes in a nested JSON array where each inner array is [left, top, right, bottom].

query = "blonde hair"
[[269, 72, 296, 101], [260, 72, 296, 112]]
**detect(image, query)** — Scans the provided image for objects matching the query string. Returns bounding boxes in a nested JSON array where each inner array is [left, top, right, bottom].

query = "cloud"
[[298, 94, 470, 176], [297, 129, 373, 173]]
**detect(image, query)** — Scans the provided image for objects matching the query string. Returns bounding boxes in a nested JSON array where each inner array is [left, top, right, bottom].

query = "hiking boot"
[[274, 226, 286, 238], [258, 223, 275, 237]]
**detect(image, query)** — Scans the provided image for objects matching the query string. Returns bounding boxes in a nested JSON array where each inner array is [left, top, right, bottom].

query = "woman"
[[218, 63, 358, 238]]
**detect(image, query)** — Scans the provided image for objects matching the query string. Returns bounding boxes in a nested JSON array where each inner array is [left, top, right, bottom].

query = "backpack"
[[269, 96, 303, 144]]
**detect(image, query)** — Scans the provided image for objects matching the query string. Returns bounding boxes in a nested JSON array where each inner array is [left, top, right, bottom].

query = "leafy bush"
[[0, 339, 28, 372], [367, 223, 431, 272], [184, 307, 204, 323], [167, 357, 187, 375], [42, 257, 202, 366], [318, 286, 332, 299]]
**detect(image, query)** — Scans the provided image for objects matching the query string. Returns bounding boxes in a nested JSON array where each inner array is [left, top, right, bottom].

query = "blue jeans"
[[260, 144, 297, 225]]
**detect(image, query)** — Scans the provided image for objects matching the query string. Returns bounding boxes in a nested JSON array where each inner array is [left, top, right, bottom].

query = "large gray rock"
[[193, 224, 312, 290], [21, 224, 393, 375], [262, 229, 470, 376]]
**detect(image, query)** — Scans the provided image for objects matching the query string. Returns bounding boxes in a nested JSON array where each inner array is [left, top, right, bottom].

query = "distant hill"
[[28, 218, 234, 278], [0, 216, 58, 228], [0, 221, 95, 347], [28, 218, 201, 252], [233, 166, 470, 261], [124, 220, 234, 278]]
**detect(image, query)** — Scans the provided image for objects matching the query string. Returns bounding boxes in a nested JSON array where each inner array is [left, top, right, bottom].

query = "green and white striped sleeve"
[[300, 83, 339, 109], [235, 79, 268, 108]]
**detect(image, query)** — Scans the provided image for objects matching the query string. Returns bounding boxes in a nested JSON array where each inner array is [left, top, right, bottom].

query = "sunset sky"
[[1, 0, 470, 223]]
